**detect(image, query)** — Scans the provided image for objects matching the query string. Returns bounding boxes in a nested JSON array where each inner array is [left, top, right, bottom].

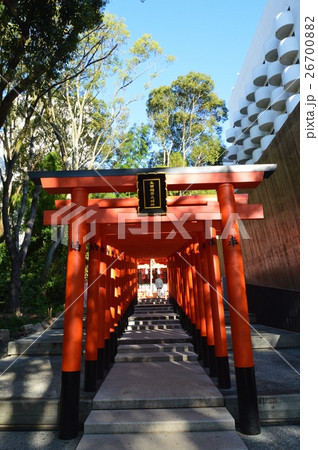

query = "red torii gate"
[[29, 164, 276, 439]]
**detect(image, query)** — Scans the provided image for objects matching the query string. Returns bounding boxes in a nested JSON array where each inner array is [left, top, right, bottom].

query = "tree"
[[43, 14, 172, 171], [0, 0, 107, 314], [0, 0, 107, 128], [146, 72, 228, 167], [0, 6, 173, 314], [0, 95, 49, 314]]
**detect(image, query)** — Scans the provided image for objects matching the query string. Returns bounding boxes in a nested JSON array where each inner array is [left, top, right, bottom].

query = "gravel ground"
[[0, 425, 300, 449], [239, 425, 300, 449]]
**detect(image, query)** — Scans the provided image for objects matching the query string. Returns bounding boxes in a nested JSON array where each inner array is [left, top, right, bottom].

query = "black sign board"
[[137, 173, 167, 215]]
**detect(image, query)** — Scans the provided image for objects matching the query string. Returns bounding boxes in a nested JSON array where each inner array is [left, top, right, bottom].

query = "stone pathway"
[[77, 299, 247, 449]]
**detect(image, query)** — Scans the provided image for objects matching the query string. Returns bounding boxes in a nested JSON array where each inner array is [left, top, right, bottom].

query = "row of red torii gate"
[[29, 164, 276, 440]]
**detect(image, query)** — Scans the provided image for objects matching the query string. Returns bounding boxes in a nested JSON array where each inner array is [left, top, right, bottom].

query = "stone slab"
[[84, 407, 235, 434], [77, 431, 247, 449], [93, 361, 224, 410]]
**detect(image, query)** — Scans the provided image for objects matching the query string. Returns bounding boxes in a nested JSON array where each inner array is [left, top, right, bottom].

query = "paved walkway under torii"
[[29, 164, 276, 440]]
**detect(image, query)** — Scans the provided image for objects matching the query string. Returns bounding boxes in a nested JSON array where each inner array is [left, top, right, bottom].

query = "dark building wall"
[[240, 104, 300, 290], [238, 104, 300, 331]]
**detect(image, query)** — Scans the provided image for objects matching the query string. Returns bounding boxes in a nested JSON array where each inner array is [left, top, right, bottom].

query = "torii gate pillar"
[[59, 187, 88, 440], [217, 183, 260, 435]]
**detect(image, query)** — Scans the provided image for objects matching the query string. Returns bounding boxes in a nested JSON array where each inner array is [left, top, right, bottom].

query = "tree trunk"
[[2, 172, 41, 315], [9, 256, 22, 316], [42, 225, 65, 282]]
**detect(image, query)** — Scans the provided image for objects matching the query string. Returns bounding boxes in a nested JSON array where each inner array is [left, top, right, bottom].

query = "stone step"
[[134, 303, 173, 311], [128, 319, 180, 326], [84, 407, 235, 434], [119, 336, 192, 346], [136, 300, 171, 304], [0, 393, 299, 430], [126, 324, 181, 331], [93, 361, 224, 410], [115, 350, 197, 363], [137, 299, 170, 304], [77, 431, 247, 450], [130, 314, 179, 320], [134, 308, 174, 313], [121, 326, 299, 350], [6, 323, 299, 356], [7, 330, 65, 356], [117, 342, 194, 353]]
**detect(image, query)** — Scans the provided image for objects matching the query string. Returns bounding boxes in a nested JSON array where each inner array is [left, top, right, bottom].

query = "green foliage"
[[41, 13, 173, 171], [0, 185, 67, 316], [147, 72, 228, 167], [0, 0, 107, 127], [0, 315, 25, 335], [21, 226, 67, 315], [111, 123, 152, 168], [169, 152, 186, 167]]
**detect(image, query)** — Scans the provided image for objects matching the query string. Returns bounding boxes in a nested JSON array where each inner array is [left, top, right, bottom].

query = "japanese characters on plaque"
[[137, 173, 167, 215]]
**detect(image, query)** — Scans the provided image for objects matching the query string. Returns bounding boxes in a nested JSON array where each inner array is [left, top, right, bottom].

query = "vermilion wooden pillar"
[[176, 259, 182, 309], [104, 247, 112, 372], [180, 247, 190, 331], [84, 224, 101, 392], [193, 240, 209, 367], [186, 246, 196, 333], [206, 229, 231, 389], [169, 256, 176, 300], [185, 245, 199, 353], [169, 256, 176, 302], [190, 243, 201, 356], [217, 183, 260, 435], [199, 234, 217, 377], [109, 249, 118, 361], [97, 238, 107, 379], [59, 187, 88, 440]]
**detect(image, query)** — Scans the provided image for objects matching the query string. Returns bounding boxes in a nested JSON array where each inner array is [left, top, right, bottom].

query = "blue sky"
[[106, 0, 268, 143]]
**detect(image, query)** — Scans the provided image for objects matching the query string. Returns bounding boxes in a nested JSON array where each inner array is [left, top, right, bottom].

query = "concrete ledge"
[[0, 399, 92, 429], [224, 394, 300, 424], [226, 325, 300, 350], [77, 431, 247, 450], [84, 407, 235, 434]]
